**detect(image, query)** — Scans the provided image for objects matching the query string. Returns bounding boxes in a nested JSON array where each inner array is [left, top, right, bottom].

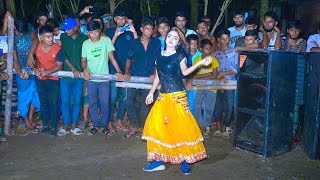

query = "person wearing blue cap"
[[58, 18, 88, 136]]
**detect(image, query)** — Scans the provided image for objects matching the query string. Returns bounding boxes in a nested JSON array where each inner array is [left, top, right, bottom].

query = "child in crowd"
[[46, 18, 63, 46], [193, 39, 219, 138], [185, 34, 202, 114], [213, 29, 238, 139]]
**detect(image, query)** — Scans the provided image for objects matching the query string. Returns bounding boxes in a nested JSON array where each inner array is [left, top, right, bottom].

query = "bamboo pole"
[[22, 70, 237, 88], [210, 0, 232, 35], [4, 16, 14, 135], [115, 82, 237, 90]]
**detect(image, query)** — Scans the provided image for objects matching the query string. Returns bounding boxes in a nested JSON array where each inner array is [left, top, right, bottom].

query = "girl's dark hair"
[[15, 18, 29, 34], [87, 20, 101, 31], [39, 25, 53, 34], [46, 18, 60, 29]]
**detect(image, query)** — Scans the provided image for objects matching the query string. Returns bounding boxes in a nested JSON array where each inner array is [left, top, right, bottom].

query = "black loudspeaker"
[[234, 50, 303, 157], [303, 53, 320, 160]]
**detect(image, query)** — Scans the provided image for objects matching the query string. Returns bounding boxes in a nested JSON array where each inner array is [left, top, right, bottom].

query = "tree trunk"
[[260, 0, 269, 24], [20, 0, 25, 17], [140, 0, 144, 16], [0, 0, 4, 16], [204, 0, 208, 16], [189, 0, 198, 30], [147, 0, 151, 16], [6, 0, 16, 17]]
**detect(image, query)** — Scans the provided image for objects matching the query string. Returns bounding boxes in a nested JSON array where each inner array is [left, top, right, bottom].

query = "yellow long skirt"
[[142, 91, 207, 164]]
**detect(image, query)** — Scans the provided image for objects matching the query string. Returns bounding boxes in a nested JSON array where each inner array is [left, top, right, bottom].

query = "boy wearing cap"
[[58, 18, 88, 136]]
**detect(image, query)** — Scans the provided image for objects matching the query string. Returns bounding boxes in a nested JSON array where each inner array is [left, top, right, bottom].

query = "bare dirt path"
[[0, 133, 319, 179]]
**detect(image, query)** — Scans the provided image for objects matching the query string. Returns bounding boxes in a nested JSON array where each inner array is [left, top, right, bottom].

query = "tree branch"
[[115, 0, 125, 9]]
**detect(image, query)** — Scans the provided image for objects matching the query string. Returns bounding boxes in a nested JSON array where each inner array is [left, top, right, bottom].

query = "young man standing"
[[197, 20, 218, 53], [107, 9, 138, 132], [58, 18, 88, 136], [82, 21, 123, 135], [235, 17, 262, 51], [13, 18, 41, 131], [260, 10, 283, 50], [27, 12, 48, 68], [174, 11, 197, 37], [283, 20, 306, 53], [228, 10, 246, 48], [34, 26, 63, 137], [201, 16, 212, 32], [157, 17, 170, 52], [124, 17, 161, 137]]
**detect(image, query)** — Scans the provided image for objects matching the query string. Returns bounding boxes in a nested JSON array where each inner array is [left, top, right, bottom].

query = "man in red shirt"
[[34, 25, 63, 137]]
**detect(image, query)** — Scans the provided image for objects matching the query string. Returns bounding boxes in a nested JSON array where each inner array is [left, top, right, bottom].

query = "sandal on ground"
[[27, 127, 39, 134], [221, 132, 230, 139], [226, 127, 233, 134], [122, 128, 139, 139], [79, 121, 87, 130], [88, 128, 98, 136], [213, 130, 222, 137], [71, 128, 83, 135], [0, 136, 8, 142], [57, 128, 69, 136], [105, 131, 114, 137], [114, 121, 128, 132], [102, 128, 114, 137]]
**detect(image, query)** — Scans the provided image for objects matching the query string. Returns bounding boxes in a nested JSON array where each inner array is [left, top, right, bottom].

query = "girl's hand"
[[197, 56, 212, 67], [145, 93, 154, 105]]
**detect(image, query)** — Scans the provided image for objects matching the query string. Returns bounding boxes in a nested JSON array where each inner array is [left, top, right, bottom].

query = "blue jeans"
[[60, 78, 84, 126], [215, 90, 235, 127], [124, 88, 152, 128], [36, 79, 60, 129], [194, 90, 217, 128], [108, 81, 126, 121], [87, 81, 110, 128]]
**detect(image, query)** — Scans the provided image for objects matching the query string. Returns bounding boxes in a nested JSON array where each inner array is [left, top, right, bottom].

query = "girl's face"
[[165, 31, 180, 48]]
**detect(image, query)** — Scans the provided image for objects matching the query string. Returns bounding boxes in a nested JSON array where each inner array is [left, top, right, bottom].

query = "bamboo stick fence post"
[[4, 16, 14, 135]]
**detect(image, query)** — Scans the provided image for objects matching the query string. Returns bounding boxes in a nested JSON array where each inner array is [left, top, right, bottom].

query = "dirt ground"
[[0, 132, 319, 180]]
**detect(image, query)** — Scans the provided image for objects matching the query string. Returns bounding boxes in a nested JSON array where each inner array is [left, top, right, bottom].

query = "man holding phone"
[[107, 9, 138, 132]]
